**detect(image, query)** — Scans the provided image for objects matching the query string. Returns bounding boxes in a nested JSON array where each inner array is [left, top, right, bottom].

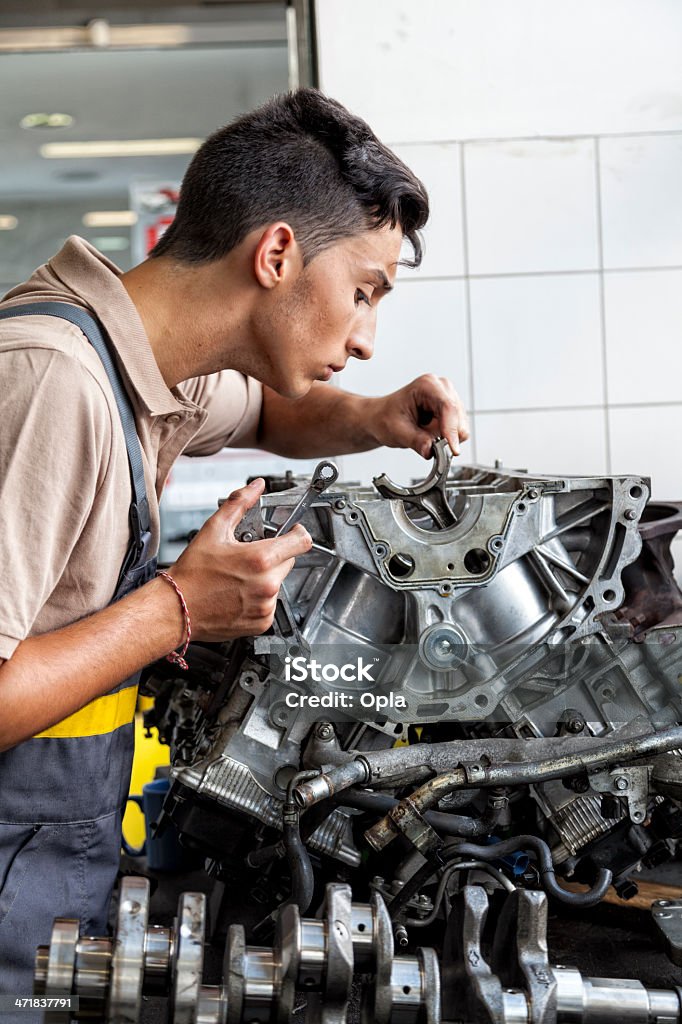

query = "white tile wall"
[[464, 140, 599, 275], [475, 409, 608, 477], [604, 270, 682, 405], [469, 274, 603, 410], [338, 278, 470, 406], [393, 143, 464, 279], [337, 279, 470, 483], [609, 405, 682, 500], [315, 0, 682, 543], [600, 135, 682, 269], [316, 0, 682, 143]]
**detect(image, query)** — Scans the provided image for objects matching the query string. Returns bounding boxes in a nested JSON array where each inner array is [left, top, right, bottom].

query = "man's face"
[[262, 224, 403, 399]]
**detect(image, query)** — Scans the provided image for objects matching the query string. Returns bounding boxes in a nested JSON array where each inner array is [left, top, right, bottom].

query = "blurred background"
[[1, 0, 680, 573]]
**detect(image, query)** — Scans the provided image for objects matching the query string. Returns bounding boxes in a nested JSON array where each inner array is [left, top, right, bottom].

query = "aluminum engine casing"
[[146, 456, 682, 868]]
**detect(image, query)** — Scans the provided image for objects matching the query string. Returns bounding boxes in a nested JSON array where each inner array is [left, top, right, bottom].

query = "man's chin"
[[275, 379, 314, 401]]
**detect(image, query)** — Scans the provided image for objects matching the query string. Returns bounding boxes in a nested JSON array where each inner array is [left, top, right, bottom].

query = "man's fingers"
[[429, 383, 470, 455], [247, 524, 313, 569], [407, 428, 438, 460], [217, 477, 266, 534], [269, 523, 313, 562], [439, 404, 463, 456]]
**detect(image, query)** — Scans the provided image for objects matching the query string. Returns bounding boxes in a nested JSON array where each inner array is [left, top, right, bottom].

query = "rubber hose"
[[337, 788, 501, 837], [388, 834, 611, 919], [454, 835, 612, 907], [282, 809, 315, 915]]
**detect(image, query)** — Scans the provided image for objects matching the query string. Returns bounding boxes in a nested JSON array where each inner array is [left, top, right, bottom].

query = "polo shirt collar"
[[48, 236, 192, 419]]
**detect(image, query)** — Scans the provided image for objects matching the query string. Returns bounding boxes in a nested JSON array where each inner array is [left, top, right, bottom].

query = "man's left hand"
[[366, 374, 470, 458]]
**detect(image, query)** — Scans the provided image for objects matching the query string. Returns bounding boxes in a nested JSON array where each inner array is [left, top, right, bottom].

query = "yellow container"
[[122, 697, 170, 849]]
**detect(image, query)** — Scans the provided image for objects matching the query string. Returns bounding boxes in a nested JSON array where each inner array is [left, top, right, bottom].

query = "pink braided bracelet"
[[157, 570, 191, 671]]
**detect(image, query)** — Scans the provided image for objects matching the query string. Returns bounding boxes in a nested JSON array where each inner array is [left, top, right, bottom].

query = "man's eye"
[[355, 289, 371, 307]]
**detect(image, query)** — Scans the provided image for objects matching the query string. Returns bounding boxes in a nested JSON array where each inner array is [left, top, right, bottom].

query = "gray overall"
[[0, 303, 158, 1000]]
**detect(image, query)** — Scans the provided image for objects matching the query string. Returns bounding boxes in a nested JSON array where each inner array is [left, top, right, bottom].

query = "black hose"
[[337, 788, 502, 837], [454, 836, 612, 908], [282, 806, 315, 914], [387, 834, 611, 920], [246, 841, 285, 869], [281, 770, 319, 915]]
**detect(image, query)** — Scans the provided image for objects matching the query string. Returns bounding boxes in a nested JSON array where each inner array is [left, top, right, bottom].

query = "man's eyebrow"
[[366, 268, 393, 291]]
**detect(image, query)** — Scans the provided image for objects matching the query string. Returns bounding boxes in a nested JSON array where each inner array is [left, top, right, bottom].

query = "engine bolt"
[[334, 499, 347, 510], [624, 509, 638, 521], [241, 531, 254, 542], [527, 488, 540, 500], [315, 722, 334, 740], [615, 776, 629, 791], [567, 717, 585, 734]]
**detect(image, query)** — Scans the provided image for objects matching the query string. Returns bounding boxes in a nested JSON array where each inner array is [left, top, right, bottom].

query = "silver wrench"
[[274, 460, 339, 536]]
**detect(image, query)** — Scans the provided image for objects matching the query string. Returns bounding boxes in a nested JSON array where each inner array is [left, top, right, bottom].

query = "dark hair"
[[151, 88, 429, 267]]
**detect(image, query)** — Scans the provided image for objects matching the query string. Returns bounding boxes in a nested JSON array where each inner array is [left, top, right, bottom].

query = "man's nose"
[[346, 328, 374, 361]]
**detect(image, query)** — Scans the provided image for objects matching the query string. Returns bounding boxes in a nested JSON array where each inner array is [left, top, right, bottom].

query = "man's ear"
[[253, 222, 300, 289]]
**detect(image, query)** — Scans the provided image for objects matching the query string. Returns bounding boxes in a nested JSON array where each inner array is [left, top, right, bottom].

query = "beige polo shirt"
[[0, 236, 262, 661]]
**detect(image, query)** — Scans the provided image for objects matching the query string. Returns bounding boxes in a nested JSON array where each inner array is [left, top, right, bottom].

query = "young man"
[[0, 89, 468, 993]]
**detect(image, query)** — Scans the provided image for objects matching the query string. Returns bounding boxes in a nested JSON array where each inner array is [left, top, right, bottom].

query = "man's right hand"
[[168, 478, 312, 641]]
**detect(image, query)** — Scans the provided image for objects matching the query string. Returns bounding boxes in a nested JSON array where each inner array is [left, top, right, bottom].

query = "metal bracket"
[[588, 765, 651, 824], [387, 797, 444, 854]]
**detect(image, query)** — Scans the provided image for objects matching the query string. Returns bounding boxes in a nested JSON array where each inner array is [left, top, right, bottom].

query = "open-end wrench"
[[274, 459, 339, 537]]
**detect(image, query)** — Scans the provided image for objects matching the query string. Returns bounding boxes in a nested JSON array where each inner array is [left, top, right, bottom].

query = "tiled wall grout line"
[[459, 142, 478, 463], [475, 401, 682, 415], [398, 265, 682, 285], [387, 127, 682, 149], [594, 135, 612, 474]]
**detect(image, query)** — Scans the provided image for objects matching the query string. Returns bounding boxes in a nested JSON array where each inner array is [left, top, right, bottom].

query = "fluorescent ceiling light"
[[21, 112, 73, 130], [0, 215, 18, 230], [41, 138, 201, 159], [83, 210, 138, 227]]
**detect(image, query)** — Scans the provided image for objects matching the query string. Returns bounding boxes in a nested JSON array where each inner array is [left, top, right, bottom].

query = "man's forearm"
[[0, 479, 314, 753], [257, 384, 382, 457], [0, 578, 183, 752]]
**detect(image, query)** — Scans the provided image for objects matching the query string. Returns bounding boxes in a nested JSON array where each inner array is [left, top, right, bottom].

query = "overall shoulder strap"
[[0, 301, 151, 551]]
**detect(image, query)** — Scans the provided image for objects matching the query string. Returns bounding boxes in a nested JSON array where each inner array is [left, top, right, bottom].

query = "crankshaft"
[[34, 878, 682, 1024]]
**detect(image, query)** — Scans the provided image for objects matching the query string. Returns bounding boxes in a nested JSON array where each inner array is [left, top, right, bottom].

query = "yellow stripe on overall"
[[34, 685, 138, 739]]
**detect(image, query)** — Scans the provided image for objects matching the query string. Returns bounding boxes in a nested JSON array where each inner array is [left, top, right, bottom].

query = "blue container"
[[123, 778, 186, 871]]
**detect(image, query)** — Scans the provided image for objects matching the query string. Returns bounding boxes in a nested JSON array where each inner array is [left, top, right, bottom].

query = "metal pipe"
[[368, 726, 682, 849], [294, 726, 682, 817], [405, 861, 516, 928], [293, 759, 369, 808]]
